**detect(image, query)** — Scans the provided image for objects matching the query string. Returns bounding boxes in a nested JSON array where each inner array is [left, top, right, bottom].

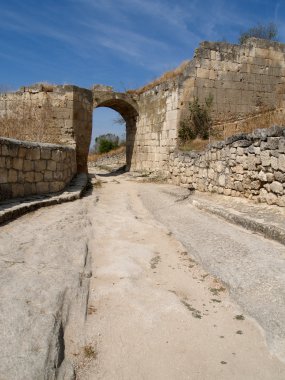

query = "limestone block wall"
[[180, 38, 285, 132], [72, 87, 93, 172], [0, 85, 93, 173], [0, 138, 76, 200], [0, 85, 75, 145], [169, 126, 285, 207], [130, 38, 285, 174], [132, 81, 181, 173]]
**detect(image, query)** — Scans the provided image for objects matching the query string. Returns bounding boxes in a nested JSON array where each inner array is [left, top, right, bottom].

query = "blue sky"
[[1, 0, 284, 145]]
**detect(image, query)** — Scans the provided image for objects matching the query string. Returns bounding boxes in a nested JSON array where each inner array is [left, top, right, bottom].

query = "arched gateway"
[[76, 86, 139, 173], [93, 88, 139, 170]]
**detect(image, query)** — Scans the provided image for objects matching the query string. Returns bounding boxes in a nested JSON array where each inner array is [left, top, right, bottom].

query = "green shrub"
[[179, 94, 213, 143], [98, 139, 118, 153], [94, 133, 119, 154]]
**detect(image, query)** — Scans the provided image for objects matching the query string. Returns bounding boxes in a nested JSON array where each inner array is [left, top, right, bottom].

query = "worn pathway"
[[1, 169, 285, 379], [75, 170, 285, 379]]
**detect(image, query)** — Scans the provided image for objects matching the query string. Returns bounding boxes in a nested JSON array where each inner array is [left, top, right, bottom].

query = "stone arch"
[[93, 90, 139, 171]]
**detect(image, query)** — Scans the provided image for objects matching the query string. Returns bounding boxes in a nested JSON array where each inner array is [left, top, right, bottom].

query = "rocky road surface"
[[1, 169, 285, 379]]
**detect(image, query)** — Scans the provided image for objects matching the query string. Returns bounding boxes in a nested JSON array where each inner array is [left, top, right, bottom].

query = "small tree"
[[94, 133, 119, 154], [179, 94, 213, 143], [239, 22, 278, 44], [98, 139, 117, 153]]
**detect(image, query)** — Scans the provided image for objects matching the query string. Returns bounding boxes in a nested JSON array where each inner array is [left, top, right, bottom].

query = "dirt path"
[[74, 172, 285, 379]]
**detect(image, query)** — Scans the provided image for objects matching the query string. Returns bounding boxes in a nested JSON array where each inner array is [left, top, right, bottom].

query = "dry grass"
[[179, 138, 211, 152], [127, 60, 190, 95], [88, 145, 126, 162], [83, 345, 97, 359], [214, 107, 285, 140]]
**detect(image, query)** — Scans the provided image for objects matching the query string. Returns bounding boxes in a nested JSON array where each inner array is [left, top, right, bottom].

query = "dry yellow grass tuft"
[[127, 60, 190, 95], [179, 138, 210, 152]]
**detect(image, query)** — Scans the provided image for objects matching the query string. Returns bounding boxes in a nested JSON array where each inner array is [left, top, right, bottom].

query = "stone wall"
[[181, 38, 285, 127], [128, 38, 285, 175], [131, 81, 181, 173], [0, 138, 76, 200], [1, 38, 285, 177], [0, 85, 93, 173], [169, 126, 285, 207]]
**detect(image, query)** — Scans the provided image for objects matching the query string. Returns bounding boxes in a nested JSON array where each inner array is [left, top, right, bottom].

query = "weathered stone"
[[41, 150, 51, 160], [233, 165, 244, 174], [36, 182, 49, 193], [258, 171, 267, 182], [44, 171, 53, 181], [234, 181, 244, 192], [218, 174, 226, 186], [274, 171, 285, 182], [0, 168, 8, 184], [271, 156, 278, 170], [13, 158, 23, 171], [270, 181, 283, 195], [266, 173, 274, 182], [267, 137, 280, 150], [47, 160, 57, 171], [34, 160, 46, 172], [26, 148, 40, 160], [8, 169, 18, 183], [250, 180, 261, 190], [279, 138, 285, 153], [49, 181, 65, 192], [34, 172, 43, 182], [52, 150, 61, 161], [265, 192, 278, 205], [24, 172, 34, 183], [11, 183, 25, 198], [277, 196, 285, 207], [260, 151, 271, 167], [278, 154, 285, 172], [23, 160, 34, 171]]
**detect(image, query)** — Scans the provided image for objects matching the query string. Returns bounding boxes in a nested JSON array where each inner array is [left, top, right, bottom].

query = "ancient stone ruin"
[[1, 38, 285, 206]]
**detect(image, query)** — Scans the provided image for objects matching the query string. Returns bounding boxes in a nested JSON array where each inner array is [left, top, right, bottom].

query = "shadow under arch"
[[93, 93, 139, 171]]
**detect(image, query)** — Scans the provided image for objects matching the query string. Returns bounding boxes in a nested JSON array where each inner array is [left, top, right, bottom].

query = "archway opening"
[[92, 97, 138, 171], [90, 107, 127, 171]]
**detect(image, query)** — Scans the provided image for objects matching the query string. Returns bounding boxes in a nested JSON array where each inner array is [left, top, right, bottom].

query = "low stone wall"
[[0, 138, 76, 200], [169, 126, 285, 207]]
